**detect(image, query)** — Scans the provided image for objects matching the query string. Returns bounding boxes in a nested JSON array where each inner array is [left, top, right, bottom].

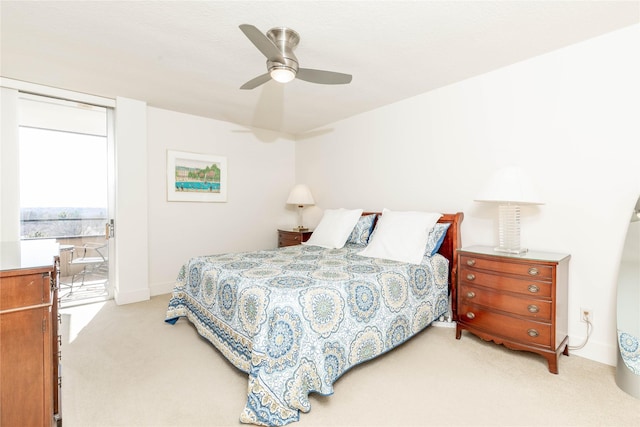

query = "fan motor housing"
[[266, 27, 299, 73]]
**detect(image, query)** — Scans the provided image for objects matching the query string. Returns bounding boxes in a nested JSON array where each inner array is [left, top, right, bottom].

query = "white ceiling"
[[1, 1, 638, 136]]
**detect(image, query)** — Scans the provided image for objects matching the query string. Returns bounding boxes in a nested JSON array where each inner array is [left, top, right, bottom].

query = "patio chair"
[[67, 242, 108, 292]]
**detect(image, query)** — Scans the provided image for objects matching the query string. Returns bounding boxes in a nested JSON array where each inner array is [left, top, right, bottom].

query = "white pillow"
[[358, 209, 442, 264], [302, 208, 364, 249]]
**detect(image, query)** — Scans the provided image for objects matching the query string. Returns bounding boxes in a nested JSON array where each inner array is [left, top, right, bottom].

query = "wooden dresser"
[[277, 229, 313, 248], [1, 240, 62, 426], [455, 246, 570, 374]]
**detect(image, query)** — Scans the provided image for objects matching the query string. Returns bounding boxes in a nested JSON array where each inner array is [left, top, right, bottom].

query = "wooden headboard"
[[362, 210, 464, 295], [439, 212, 464, 322], [437, 212, 464, 291]]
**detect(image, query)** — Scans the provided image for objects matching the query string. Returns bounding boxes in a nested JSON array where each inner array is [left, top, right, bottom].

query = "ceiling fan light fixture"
[[270, 67, 296, 83], [239, 24, 351, 90]]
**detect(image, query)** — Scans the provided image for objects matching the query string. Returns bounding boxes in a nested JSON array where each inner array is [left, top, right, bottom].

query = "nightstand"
[[278, 229, 313, 248], [455, 245, 570, 374]]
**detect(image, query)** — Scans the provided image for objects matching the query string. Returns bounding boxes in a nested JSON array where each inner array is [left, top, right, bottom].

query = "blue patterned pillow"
[[424, 222, 450, 256], [347, 214, 376, 246]]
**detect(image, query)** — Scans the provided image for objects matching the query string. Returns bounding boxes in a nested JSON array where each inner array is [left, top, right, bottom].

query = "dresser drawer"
[[459, 284, 551, 320], [460, 254, 553, 280], [459, 266, 552, 298], [458, 302, 552, 347], [0, 271, 51, 310]]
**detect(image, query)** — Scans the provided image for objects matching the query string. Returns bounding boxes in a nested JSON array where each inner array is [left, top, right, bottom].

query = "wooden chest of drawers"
[[278, 229, 313, 248], [1, 240, 62, 426], [455, 246, 570, 374]]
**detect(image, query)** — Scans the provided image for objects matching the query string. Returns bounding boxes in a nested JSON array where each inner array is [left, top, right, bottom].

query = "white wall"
[[0, 87, 20, 242], [146, 107, 296, 296], [295, 25, 640, 365], [113, 97, 150, 305]]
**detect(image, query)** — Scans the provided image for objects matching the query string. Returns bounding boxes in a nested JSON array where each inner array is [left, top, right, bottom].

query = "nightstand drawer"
[[277, 229, 313, 248], [279, 235, 303, 247], [459, 284, 551, 320], [459, 303, 552, 347], [459, 266, 552, 298], [460, 254, 553, 280]]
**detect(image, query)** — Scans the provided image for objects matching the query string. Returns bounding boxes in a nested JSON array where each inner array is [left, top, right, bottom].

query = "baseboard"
[[569, 334, 617, 366], [150, 281, 175, 297], [114, 287, 150, 305], [432, 320, 457, 329]]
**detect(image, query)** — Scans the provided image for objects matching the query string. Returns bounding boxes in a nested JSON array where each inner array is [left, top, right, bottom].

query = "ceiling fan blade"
[[240, 73, 272, 90], [297, 68, 352, 85], [239, 24, 284, 63]]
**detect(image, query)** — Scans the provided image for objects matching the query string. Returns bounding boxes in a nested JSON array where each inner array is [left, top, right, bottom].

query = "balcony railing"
[[21, 217, 107, 240]]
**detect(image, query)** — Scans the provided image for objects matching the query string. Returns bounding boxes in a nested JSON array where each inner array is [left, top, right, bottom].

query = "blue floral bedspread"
[[618, 330, 640, 374], [165, 243, 449, 426]]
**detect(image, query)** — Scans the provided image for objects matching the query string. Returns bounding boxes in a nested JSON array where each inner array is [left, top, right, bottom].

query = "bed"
[[165, 210, 463, 426]]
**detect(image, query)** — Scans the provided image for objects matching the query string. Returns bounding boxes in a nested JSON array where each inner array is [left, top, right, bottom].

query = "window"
[[18, 94, 109, 239]]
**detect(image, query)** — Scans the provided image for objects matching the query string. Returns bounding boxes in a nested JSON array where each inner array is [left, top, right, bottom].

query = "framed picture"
[[167, 150, 227, 202]]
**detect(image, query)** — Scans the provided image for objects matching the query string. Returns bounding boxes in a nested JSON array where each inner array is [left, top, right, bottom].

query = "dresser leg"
[[455, 325, 462, 340], [546, 344, 570, 374], [546, 354, 559, 374]]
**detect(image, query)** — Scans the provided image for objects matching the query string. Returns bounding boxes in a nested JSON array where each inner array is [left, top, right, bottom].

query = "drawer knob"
[[295, 236, 300, 240], [528, 304, 539, 313], [527, 328, 539, 338], [466, 291, 476, 299], [528, 267, 539, 276], [527, 284, 540, 293], [466, 273, 476, 281], [466, 312, 475, 320], [466, 259, 476, 266]]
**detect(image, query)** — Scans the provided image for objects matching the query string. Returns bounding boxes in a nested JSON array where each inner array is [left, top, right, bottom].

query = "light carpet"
[[59, 294, 640, 427]]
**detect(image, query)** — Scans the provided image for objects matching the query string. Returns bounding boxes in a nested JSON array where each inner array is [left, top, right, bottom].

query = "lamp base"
[[293, 226, 309, 232], [496, 204, 527, 255], [494, 246, 528, 255]]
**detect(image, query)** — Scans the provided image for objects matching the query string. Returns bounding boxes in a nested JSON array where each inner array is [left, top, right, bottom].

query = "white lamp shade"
[[286, 184, 315, 206], [475, 166, 544, 205]]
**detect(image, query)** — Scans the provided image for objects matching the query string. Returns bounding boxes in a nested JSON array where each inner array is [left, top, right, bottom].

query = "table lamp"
[[475, 166, 543, 254], [286, 184, 315, 231]]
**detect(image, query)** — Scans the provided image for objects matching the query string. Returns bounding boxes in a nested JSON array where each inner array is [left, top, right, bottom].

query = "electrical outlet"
[[580, 307, 593, 323]]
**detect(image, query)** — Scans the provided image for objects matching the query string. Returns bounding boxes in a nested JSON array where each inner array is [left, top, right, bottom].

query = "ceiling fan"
[[239, 24, 352, 90]]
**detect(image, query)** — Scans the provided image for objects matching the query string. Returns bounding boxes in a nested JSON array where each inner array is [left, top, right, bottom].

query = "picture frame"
[[167, 150, 227, 202]]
